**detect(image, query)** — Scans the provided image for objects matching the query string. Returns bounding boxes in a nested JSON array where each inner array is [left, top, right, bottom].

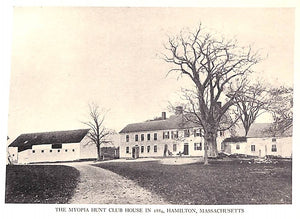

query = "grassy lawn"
[[5, 165, 80, 204], [94, 160, 292, 205]]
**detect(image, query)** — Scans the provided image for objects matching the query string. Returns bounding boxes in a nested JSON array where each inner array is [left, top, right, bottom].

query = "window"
[[41, 150, 44, 153], [236, 144, 240, 150], [65, 149, 68, 152], [52, 143, 62, 149], [174, 131, 178, 138], [173, 144, 177, 152], [12, 154, 15, 157], [163, 131, 169, 139], [50, 150, 52, 153], [272, 138, 276, 142], [194, 143, 202, 150], [194, 129, 201, 137], [126, 147, 130, 153], [141, 146, 144, 153], [135, 134, 138, 141], [147, 133, 151, 141], [58, 150, 60, 152], [184, 129, 190, 137], [251, 145, 255, 152], [221, 143, 225, 151], [72, 149, 75, 152], [272, 145, 277, 152], [154, 145, 157, 152], [147, 146, 150, 153], [32, 150, 35, 153], [171, 131, 178, 139], [141, 134, 144, 141], [220, 131, 224, 136], [126, 135, 129, 142], [154, 133, 157, 140]]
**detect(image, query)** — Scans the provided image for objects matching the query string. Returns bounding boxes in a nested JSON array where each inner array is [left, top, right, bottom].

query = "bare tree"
[[7, 152, 13, 165], [172, 88, 239, 164], [7, 136, 13, 165], [163, 24, 261, 164], [266, 86, 293, 135], [231, 81, 269, 136], [83, 103, 112, 161]]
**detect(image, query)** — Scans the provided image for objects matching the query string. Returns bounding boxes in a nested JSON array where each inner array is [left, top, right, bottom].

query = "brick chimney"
[[162, 112, 167, 120], [175, 106, 183, 115]]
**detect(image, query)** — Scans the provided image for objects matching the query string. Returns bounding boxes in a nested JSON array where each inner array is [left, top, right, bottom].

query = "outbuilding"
[[221, 123, 292, 158], [7, 129, 97, 164]]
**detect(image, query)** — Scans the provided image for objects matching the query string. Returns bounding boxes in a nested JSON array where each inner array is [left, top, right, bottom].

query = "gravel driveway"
[[66, 162, 168, 204]]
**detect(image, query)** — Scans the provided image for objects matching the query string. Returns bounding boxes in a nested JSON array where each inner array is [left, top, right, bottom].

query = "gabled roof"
[[234, 123, 293, 138], [223, 136, 247, 143], [119, 115, 198, 133], [9, 129, 90, 152], [224, 123, 293, 143]]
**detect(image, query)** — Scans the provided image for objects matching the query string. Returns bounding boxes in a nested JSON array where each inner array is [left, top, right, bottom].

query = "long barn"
[[7, 129, 97, 164]]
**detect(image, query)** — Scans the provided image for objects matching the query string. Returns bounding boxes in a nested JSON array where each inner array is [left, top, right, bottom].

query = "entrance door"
[[132, 146, 139, 159], [259, 149, 262, 158], [164, 144, 168, 157], [183, 143, 189, 155]]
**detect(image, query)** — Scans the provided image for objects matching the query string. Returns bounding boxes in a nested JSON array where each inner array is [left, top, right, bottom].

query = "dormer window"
[[52, 143, 62, 149]]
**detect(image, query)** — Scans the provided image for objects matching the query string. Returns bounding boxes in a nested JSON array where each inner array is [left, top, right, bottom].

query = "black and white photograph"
[[1, 1, 299, 218]]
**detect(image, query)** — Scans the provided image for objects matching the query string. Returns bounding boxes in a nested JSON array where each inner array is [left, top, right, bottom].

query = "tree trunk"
[[96, 144, 101, 161], [204, 142, 209, 165], [7, 155, 12, 165], [203, 130, 218, 165], [243, 122, 250, 136]]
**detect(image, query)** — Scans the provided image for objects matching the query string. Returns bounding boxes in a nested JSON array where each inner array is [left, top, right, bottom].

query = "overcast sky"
[[7, 7, 294, 141]]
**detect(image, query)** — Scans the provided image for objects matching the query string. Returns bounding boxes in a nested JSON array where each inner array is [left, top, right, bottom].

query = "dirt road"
[[67, 162, 168, 204]]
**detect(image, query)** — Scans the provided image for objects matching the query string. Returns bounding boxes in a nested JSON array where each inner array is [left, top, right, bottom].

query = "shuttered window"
[[272, 145, 277, 152]]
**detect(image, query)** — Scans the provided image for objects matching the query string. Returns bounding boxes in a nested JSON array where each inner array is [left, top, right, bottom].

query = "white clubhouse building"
[[119, 108, 229, 159], [119, 108, 292, 159]]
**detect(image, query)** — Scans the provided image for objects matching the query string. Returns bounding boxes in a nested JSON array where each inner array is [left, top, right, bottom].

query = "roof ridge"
[[8, 129, 91, 151], [19, 128, 90, 136]]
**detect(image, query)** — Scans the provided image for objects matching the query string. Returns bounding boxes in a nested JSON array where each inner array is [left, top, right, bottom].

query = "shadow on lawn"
[[93, 159, 292, 205], [5, 165, 80, 204]]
